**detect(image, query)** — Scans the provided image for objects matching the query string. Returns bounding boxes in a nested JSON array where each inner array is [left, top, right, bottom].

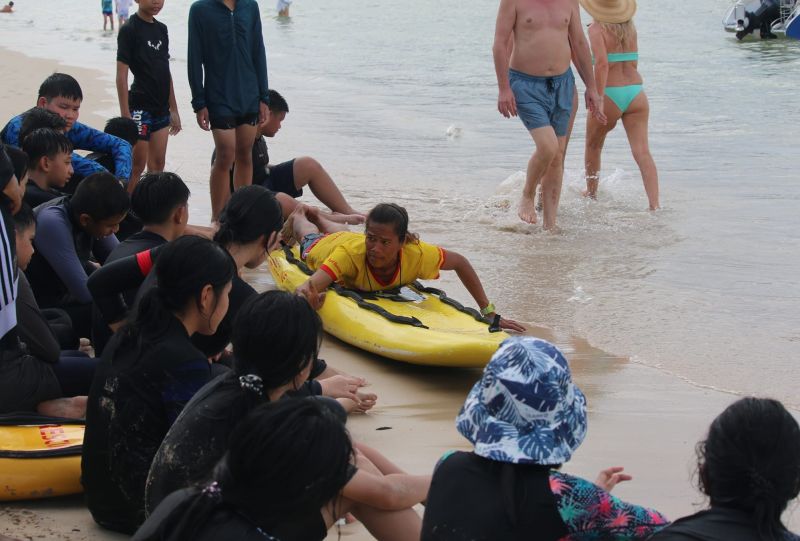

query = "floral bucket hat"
[[456, 337, 587, 465]]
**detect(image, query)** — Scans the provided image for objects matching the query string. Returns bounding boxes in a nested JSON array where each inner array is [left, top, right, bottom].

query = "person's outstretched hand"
[[296, 280, 325, 310], [595, 466, 632, 492], [499, 316, 526, 333]]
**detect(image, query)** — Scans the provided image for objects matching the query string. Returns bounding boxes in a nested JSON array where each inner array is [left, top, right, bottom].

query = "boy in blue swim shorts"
[[116, 0, 181, 192], [493, 0, 606, 230]]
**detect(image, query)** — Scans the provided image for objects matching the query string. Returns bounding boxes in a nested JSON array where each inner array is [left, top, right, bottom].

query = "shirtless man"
[[494, 0, 605, 229]]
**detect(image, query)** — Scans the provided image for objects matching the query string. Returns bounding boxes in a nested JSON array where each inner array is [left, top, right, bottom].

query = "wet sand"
[[1, 48, 796, 540]]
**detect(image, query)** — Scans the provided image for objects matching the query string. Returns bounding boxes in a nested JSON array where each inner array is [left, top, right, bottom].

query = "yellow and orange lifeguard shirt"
[[304, 232, 446, 292]]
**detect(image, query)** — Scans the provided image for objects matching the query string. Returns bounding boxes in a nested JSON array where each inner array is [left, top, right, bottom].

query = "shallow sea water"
[[1, 0, 798, 406]]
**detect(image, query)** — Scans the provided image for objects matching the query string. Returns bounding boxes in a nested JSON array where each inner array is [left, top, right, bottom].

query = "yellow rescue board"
[[268, 247, 508, 367], [0, 422, 84, 501]]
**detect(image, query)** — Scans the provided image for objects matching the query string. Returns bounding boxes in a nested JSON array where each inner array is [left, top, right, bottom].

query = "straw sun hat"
[[579, 0, 636, 23]]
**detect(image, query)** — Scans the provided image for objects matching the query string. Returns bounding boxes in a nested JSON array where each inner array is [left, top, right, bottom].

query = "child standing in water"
[[116, 0, 181, 191], [117, 0, 132, 27], [102, 0, 114, 31]]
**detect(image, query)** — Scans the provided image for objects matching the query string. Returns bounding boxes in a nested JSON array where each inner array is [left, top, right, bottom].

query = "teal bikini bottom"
[[604, 84, 643, 113]]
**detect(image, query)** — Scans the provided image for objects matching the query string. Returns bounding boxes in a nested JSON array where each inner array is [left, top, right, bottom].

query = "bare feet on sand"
[[338, 391, 378, 414], [518, 195, 537, 224], [581, 188, 597, 199]]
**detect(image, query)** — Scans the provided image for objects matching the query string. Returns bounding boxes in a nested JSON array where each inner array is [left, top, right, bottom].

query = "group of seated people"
[[0, 71, 798, 540]]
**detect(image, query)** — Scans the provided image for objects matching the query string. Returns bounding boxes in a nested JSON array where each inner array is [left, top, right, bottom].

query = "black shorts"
[[0, 346, 62, 413], [209, 113, 258, 131], [262, 159, 302, 198]]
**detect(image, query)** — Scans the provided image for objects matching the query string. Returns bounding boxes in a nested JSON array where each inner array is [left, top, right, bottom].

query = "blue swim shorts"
[[130, 109, 170, 141], [300, 233, 325, 259], [509, 68, 575, 137]]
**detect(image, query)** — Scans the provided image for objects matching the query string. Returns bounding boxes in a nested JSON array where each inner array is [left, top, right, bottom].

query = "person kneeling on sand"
[[650, 397, 800, 541], [292, 202, 525, 332], [137, 398, 428, 541], [421, 336, 669, 540], [146, 291, 380, 516]]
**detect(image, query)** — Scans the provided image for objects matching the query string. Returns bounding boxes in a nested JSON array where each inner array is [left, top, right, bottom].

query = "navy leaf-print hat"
[[456, 337, 587, 465]]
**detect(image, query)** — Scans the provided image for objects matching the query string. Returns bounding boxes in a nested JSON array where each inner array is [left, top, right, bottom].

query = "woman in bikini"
[[580, 0, 659, 210]]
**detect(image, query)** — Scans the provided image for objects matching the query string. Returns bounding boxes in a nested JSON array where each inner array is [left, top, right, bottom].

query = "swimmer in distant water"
[[116, 0, 132, 27], [102, 0, 114, 30], [277, 0, 291, 17], [1, 1, 14, 13], [292, 203, 526, 333], [580, 0, 659, 210]]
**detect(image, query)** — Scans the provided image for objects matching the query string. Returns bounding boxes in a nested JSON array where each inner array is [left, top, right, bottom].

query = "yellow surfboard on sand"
[[268, 246, 508, 367], [0, 419, 84, 501]]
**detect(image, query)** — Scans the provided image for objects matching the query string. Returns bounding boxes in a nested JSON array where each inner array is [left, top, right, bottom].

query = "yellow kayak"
[[268, 246, 508, 367], [0, 416, 84, 501]]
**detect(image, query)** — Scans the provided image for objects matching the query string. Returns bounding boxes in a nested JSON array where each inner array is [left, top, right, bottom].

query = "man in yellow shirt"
[[293, 203, 525, 333]]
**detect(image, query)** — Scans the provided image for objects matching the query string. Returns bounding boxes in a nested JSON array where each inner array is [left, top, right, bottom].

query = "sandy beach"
[[0, 44, 797, 540]]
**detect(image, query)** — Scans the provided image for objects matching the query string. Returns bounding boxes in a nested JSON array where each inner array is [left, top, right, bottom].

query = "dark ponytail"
[[365, 202, 418, 244], [231, 291, 322, 390], [213, 185, 283, 248], [697, 397, 800, 540], [137, 399, 353, 540], [222, 399, 353, 526], [125, 236, 236, 342]]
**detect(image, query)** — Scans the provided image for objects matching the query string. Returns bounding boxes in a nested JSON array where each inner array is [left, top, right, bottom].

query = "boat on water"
[[723, 0, 800, 39]]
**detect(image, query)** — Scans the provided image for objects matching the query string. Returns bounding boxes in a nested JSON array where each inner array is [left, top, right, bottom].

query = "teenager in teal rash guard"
[[0, 73, 132, 188], [187, 0, 269, 220]]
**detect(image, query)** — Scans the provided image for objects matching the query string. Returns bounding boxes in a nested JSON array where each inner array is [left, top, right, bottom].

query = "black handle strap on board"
[[281, 245, 498, 331]]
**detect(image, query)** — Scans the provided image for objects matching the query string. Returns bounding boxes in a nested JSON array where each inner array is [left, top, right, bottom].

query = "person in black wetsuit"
[[0, 147, 84, 418], [81, 235, 236, 534], [143, 292, 430, 541], [135, 399, 353, 541], [650, 397, 800, 541], [13, 204, 96, 398], [25, 171, 129, 339], [91, 171, 189, 355], [147, 290, 375, 511]]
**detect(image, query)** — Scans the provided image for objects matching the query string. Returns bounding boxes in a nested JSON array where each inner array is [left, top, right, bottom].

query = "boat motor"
[[735, 0, 747, 30]]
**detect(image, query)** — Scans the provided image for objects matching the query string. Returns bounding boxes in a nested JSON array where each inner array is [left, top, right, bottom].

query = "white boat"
[[723, 0, 799, 39]]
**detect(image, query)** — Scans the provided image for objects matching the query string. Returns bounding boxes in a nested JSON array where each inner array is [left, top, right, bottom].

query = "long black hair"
[[125, 236, 236, 342], [231, 290, 322, 390], [697, 397, 800, 540], [214, 185, 283, 248], [137, 399, 353, 540]]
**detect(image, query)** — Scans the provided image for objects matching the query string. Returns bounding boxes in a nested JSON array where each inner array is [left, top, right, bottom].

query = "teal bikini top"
[[606, 52, 639, 63]]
